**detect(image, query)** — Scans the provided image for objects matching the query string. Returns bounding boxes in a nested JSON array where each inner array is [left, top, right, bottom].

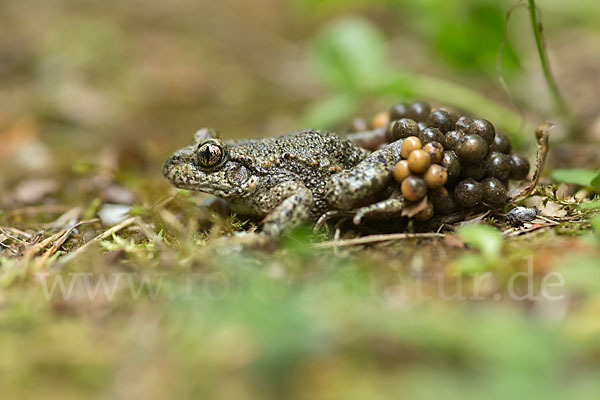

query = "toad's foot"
[[352, 197, 406, 225], [315, 195, 406, 230], [262, 182, 314, 237], [314, 210, 355, 233]]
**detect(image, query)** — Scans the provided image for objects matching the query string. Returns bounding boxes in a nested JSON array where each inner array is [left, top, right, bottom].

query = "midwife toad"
[[163, 128, 405, 236]]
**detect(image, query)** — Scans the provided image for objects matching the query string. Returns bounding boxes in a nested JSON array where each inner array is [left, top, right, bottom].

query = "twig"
[[534, 215, 560, 226], [155, 195, 177, 208], [0, 226, 32, 240], [511, 121, 552, 200], [43, 207, 83, 230], [313, 232, 445, 248], [31, 219, 99, 271], [135, 218, 168, 251], [527, 0, 570, 120], [503, 221, 558, 237], [57, 217, 138, 266], [21, 230, 66, 266], [0, 240, 19, 256]]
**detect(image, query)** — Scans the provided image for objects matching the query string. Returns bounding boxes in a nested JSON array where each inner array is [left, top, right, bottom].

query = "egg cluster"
[[363, 101, 530, 220]]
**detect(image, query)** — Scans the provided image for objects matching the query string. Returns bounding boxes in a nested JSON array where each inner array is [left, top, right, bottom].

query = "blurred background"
[[1, 0, 600, 187], [2, 1, 600, 399]]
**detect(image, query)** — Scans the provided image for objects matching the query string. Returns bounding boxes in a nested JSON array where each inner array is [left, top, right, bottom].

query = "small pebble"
[[98, 204, 132, 226]]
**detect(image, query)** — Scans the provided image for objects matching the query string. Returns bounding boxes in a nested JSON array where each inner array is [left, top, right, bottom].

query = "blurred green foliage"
[[300, 0, 520, 76], [552, 168, 600, 193], [423, 2, 520, 74], [302, 11, 529, 136], [453, 224, 504, 274], [311, 18, 389, 91]]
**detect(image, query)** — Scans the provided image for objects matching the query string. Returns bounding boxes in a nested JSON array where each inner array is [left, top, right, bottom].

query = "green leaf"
[[311, 18, 390, 91], [591, 170, 600, 192], [551, 168, 597, 189], [452, 254, 490, 275], [591, 213, 600, 235], [456, 224, 503, 262], [578, 200, 600, 210], [432, 3, 521, 75], [556, 254, 600, 295], [301, 93, 358, 129]]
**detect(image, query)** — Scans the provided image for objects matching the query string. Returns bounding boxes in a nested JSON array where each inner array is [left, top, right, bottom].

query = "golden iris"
[[196, 140, 224, 168]]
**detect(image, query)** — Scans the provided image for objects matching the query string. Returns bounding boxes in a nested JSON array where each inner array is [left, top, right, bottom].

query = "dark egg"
[[481, 177, 508, 209], [454, 178, 483, 208], [467, 119, 495, 146], [401, 175, 428, 202], [456, 134, 488, 164], [407, 101, 431, 122]]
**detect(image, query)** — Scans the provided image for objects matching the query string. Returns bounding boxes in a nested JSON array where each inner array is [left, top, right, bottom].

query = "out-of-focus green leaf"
[[310, 18, 390, 91], [457, 224, 504, 262], [578, 200, 600, 210], [432, 3, 521, 75], [303, 1, 521, 76], [301, 93, 358, 129], [552, 168, 598, 190], [0, 258, 21, 288], [590, 170, 600, 192], [452, 254, 489, 275], [452, 225, 504, 275], [591, 213, 600, 235], [556, 254, 600, 295]]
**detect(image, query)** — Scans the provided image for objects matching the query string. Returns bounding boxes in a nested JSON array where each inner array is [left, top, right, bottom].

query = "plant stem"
[[527, 0, 572, 124]]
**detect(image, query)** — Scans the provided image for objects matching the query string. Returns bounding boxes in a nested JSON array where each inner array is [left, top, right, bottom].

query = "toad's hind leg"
[[316, 188, 406, 229], [345, 127, 387, 151], [262, 183, 314, 237], [325, 140, 403, 210], [352, 194, 406, 225]]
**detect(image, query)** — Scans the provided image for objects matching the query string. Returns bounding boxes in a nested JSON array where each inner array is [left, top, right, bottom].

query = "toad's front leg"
[[325, 140, 403, 210], [260, 182, 315, 237]]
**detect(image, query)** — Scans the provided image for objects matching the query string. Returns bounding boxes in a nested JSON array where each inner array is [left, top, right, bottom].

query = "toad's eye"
[[196, 140, 224, 168]]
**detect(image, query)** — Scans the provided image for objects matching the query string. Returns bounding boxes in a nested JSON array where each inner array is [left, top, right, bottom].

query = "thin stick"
[[58, 217, 138, 266], [21, 231, 66, 265], [135, 218, 168, 251], [313, 232, 444, 248], [527, 0, 573, 125], [535, 215, 559, 225], [0, 226, 32, 240], [511, 121, 552, 200], [155, 195, 177, 208], [32, 219, 99, 271]]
